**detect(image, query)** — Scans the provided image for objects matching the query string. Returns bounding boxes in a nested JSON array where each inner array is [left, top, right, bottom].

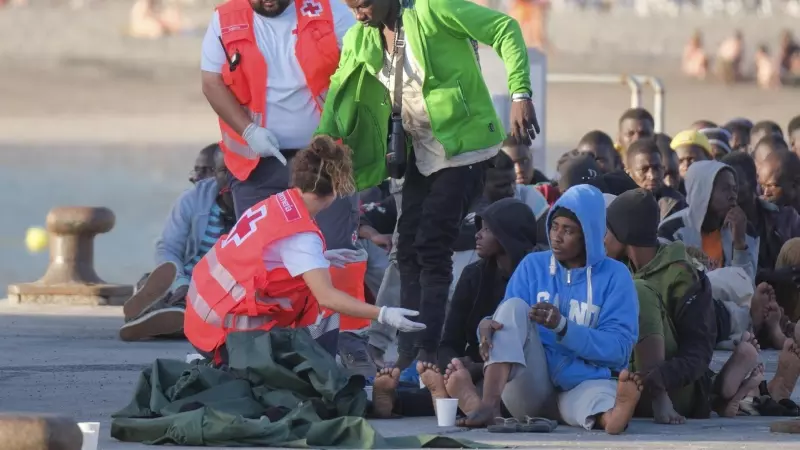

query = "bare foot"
[[652, 393, 686, 425], [717, 331, 760, 400], [444, 362, 455, 381], [765, 301, 787, 349], [372, 367, 400, 419], [768, 339, 800, 401], [417, 361, 449, 412], [601, 370, 643, 435], [750, 282, 772, 330], [443, 359, 483, 388], [719, 364, 765, 417], [444, 358, 482, 416]]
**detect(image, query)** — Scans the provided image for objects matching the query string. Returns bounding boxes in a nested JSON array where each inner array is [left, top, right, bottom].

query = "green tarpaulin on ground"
[[111, 329, 491, 448]]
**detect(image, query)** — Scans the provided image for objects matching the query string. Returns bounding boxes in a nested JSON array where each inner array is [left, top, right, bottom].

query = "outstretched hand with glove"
[[242, 123, 287, 165], [378, 306, 426, 332]]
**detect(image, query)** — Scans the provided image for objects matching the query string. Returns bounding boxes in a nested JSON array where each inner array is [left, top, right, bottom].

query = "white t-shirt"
[[263, 232, 330, 277], [200, 1, 355, 150], [375, 45, 498, 176]]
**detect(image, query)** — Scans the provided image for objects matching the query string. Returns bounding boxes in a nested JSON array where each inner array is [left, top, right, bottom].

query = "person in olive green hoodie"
[[317, 0, 540, 369], [604, 189, 717, 423]]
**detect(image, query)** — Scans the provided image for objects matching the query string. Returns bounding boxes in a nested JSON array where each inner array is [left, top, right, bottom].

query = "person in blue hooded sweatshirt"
[[444, 184, 641, 434]]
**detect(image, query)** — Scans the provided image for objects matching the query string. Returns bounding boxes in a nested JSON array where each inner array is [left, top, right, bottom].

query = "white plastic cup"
[[419, 377, 425, 389], [364, 386, 373, 401], [78, 422, 100, 450], [435, 398, 459, 427]]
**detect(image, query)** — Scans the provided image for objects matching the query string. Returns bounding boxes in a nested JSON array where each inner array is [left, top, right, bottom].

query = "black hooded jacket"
[[438, 198, 538, 368]]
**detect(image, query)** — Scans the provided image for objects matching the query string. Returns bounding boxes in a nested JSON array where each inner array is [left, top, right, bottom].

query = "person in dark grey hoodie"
[[658, 160, 759, 281], [438, 198, 538, 377]]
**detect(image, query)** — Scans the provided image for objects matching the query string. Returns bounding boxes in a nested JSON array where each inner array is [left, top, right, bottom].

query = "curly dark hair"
[[291, 136, 355, 197]]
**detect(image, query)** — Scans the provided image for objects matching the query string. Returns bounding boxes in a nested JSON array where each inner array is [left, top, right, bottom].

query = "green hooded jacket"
[[315, 0, 531, 190], [630, 241, 714, 419], [634, 241, 700, 324]]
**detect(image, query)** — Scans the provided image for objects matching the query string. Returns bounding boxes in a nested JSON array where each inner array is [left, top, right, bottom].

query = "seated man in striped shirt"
[[119, 144, 236, 341]]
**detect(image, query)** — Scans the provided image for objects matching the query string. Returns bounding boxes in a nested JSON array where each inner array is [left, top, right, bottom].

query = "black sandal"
[[754, 395, 788, 416], [779, 399, 800, 417]]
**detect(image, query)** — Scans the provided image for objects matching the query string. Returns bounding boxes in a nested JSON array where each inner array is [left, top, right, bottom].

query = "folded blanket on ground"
[[111, 329, 490, 448]]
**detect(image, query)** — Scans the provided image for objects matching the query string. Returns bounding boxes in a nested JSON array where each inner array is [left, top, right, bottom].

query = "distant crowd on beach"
[[683, 29, 800, 89]]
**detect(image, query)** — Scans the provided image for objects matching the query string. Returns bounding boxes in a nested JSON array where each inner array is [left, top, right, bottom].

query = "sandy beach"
[[2, 2, 800, 150]]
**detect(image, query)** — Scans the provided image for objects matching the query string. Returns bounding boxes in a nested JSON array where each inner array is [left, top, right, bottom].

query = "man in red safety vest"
[[200, 0, 374, 359], [200, 0, 355, 218]]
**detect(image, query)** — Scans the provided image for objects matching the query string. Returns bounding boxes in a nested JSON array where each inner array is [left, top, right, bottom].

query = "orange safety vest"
[[327, 259, 371, 331], [216, 0, 341, 181], [185, 188, 326, 353]]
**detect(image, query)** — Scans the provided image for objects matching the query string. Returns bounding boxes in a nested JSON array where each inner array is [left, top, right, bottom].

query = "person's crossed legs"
[[445, 297, 642, 434], [713, 331, 764, 417], [750, 282, 794, 349], [448, 297, 555, 426], [120, 261, 185, 341], [768, 338, 800, 401]]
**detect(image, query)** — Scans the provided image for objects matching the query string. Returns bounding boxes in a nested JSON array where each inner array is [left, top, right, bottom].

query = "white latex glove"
[[378, 306, 427, 332], [323, 249, 361, 268], [242, 123, 286, 165]]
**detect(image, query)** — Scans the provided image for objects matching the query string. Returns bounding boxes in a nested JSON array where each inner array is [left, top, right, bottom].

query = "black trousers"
[[229, 152, 297, 219], [396, 151, 486, 359]]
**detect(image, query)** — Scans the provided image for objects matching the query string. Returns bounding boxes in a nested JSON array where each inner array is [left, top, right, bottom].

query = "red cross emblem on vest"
[[301, 0, 322, 17]]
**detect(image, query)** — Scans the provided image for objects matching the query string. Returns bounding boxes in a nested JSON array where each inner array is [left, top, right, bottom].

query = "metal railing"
[[546, 73, 666, 132], [635, 75, 666, 132]]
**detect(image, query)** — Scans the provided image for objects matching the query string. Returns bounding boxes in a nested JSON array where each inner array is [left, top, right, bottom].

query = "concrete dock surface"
[[2, 301, 800, 449]]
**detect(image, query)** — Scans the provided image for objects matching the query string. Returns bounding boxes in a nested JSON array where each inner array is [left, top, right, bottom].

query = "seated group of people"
[[367, 108, 800, 433], [119, 107, 800, 435]]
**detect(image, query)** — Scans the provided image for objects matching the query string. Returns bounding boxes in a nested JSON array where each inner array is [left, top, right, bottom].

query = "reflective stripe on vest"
[[188, 246, 295, 330], [205, 246, 247, 301], [184, 190, 327, 353], [221, 132, 257, 160], [216, 0, 339, 181], [224, 314, 270, 330], [220, 110, 264, 161], [187, 280, 222, 325]]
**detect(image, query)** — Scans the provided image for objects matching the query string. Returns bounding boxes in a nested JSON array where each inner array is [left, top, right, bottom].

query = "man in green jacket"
[[316, 0, 539, 369], [604, 189, 716, 423]]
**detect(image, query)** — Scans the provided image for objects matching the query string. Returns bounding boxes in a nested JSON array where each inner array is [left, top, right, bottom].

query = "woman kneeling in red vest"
[[185, 136, 425, 363]]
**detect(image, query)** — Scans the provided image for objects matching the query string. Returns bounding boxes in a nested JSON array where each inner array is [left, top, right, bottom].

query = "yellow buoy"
[[25, 227, 49, 253]]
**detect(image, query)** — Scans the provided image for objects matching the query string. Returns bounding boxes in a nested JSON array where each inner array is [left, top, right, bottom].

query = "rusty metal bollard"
[[7, 207, 133, 306], [0, 414, 83, 450]]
